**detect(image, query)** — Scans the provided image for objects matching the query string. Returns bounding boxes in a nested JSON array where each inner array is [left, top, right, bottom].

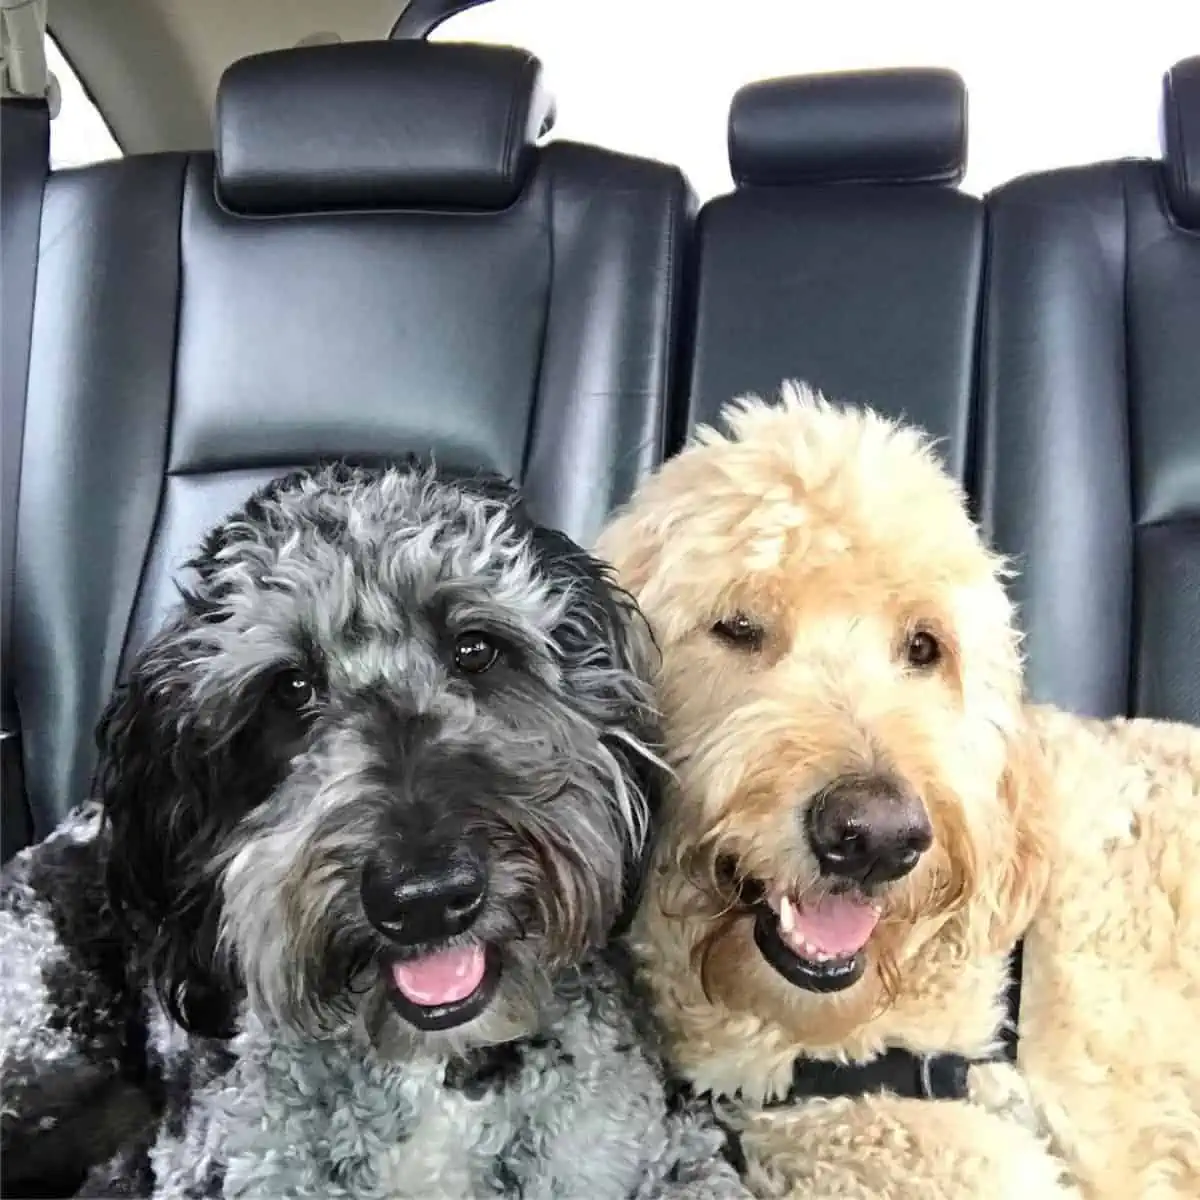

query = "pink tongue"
[[390, 946, 486, 1007], [790, 893, 880, 957]]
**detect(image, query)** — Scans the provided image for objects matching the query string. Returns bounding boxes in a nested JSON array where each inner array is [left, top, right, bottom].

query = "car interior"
[[0, 0, 1197, 922]]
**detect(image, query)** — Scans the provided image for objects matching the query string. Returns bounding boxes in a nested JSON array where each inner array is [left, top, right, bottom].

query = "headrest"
[[216, 41, 551, 214], [729, 68, 967, 188], [1162, 55, 1200, 228]]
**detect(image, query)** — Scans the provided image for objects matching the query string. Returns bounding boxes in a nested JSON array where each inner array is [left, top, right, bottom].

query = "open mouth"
[[751, 887, 881, 993], [384, 942, 501, 1031]]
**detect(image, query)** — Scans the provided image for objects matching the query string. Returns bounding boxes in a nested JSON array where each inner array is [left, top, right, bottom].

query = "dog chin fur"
[[0, 462, 749, 1200], [597, 383, 1200, 1200]]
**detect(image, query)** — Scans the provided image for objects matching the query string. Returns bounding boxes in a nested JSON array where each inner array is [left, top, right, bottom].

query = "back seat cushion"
[[685, 68, 984, 482], [979, 57, 1200, 721], [13, 41, 689, 837]]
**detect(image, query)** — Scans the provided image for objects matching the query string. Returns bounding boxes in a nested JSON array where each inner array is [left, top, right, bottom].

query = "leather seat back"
[[0, 98, 50, 864], [12, 40, 690, 840], [683, 68, 984, 483], [978, 55, 1200, 721]]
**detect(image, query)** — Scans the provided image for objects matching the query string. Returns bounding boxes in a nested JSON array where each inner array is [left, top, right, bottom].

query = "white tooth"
[[779, 895, 797, 934]]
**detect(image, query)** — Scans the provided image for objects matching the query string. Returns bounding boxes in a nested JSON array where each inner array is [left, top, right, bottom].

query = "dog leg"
[[631, 1092, 755, 1199], [0, 806, 154, 1197], [731, 1097, 1080, 1200]]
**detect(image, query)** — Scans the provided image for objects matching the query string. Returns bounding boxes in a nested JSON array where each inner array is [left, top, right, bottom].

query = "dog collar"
[[688, 937, 1027, 1183], [765, 1045, 976, 1105], [761, 939, 1025, 1107], [706, 1049, 982, 1182]]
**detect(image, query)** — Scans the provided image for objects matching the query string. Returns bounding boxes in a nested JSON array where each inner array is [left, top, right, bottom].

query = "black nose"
[[806, 777, 933, 886], [360, 842, 488, 947]]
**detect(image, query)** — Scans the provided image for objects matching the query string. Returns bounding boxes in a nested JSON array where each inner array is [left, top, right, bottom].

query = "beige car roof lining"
[[48, 0, 413, 154]]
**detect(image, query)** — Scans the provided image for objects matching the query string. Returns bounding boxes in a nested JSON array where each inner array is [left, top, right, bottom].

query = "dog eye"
[[711, 614, 764, 650], [453, 632, 500, 675], [906, 631, 942, 670], [270, 668, 316, 709]]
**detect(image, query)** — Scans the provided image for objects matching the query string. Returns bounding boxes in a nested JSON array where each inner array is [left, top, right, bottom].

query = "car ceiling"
[[49, 0, 414, 154]]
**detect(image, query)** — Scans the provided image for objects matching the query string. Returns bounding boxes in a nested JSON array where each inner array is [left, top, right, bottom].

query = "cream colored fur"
[[597, 384, 1200, 1200]]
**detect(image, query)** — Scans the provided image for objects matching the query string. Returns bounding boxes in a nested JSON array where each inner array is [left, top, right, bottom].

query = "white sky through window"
[[437, 0, 1199, 197]]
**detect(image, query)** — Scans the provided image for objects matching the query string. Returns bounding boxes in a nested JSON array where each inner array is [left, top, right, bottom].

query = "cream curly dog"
[[596, 384, 1200, 1200]]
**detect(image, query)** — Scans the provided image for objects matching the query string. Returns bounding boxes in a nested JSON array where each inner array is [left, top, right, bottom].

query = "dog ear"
[[531, 525, 666, 937], [591, 585, 664, 940], [982, 720, 1051, 954], [96, 615, 254, 1040]]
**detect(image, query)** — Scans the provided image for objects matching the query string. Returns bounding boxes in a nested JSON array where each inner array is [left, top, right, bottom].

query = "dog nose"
[[360, 843, 488, 947], [806, 777, 933, 886]]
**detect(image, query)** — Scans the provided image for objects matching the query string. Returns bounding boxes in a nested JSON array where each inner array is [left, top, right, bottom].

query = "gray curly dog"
[[0, 462, 747, 1199]]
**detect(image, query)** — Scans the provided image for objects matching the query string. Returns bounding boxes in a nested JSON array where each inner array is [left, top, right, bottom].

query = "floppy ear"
[[532, 525, 666, 937], [982, 718, 1051, 954], [96, 613, 258, 1039]]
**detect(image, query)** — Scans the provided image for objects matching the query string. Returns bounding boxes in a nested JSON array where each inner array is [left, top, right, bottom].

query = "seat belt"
[[0, 94, 50, 861]]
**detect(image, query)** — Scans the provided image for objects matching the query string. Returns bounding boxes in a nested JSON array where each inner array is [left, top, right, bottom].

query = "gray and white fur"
[[0, 462, 746, 1199]]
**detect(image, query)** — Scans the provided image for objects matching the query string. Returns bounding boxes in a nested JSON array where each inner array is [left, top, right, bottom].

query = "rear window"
[[47, 36, 121, 170], [434, 0, 1188, 197]]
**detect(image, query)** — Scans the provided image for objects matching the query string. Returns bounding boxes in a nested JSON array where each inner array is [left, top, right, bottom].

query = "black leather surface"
[[1, 103, 48, 682], [685, 186, 984, 480], [217, 41, 551, 213], [978, 166, 1134, 718], [1162, 55, 1200, 228], [1, 99, 50, 863], [14, 130, 687, 833], [1134, 523, 1200, 717], [177, 156, 552, 477], [16, 156, 187, 841], [980, 161, 1200, 723], [729, 68, 966, 188], [521, 143, 691, 540]]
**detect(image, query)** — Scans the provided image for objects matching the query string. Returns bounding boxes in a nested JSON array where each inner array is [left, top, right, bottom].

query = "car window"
[[47, 36, 121, 170], [433, 0, 1192, 197]]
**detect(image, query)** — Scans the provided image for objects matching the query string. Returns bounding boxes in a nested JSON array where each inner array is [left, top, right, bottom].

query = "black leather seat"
[[8, 39, 690, 850], [681, 68, 984, 484], [978, 55, 1200, 722]]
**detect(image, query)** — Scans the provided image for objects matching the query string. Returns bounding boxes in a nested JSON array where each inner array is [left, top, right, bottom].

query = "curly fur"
[[0, 462, 748, 1200], [596, 384, 1200, 1199]]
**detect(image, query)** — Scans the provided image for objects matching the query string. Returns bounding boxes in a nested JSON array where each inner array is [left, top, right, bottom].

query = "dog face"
[[598, 386, 1042, 1035], [98, 463, 657, 1052]]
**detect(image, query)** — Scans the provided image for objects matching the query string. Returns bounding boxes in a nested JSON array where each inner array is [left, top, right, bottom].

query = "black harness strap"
[[766, 938, 1025, 1107], [717, 1044, 981, 1170], [771, 1045, 975, 1105], [1000, 936, 1025, 1064], [694, 940, 1028, 1174]]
